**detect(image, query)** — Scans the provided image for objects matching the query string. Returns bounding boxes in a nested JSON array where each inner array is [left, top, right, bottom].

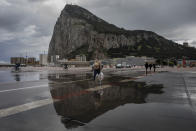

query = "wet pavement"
[[0, 68, 196, 131]]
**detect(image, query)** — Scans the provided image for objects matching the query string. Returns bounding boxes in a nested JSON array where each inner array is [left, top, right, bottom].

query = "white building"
[[113, 56, 156, 66], [50, 55, 60, 63], [75, 55, 86, 61], [39, 54, 48, 65]]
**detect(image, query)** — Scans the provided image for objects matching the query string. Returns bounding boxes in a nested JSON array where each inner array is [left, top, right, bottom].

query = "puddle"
[[48, 74, 164, 129], [0, 70, 41, 83], [0, 69, 88, 83], [48, 73, 92, 83]]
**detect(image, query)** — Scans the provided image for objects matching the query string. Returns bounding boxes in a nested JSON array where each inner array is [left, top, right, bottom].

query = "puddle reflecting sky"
[[48, 74, 164, 129], [0, 70, 41, 83]]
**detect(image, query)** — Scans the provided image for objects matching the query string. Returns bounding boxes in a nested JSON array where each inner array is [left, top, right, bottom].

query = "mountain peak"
[[63, 4, 89, 13], [62, 4, 94, 18]]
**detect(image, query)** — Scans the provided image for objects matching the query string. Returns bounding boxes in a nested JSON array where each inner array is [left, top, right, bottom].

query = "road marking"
[[0, 98, 54, 118], [182, 75, 195, 109], [0, 79, 92, 93], [0, 85, 48, 93]]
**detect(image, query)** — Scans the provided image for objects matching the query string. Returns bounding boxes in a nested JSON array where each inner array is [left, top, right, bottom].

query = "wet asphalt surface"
[[0, 68, 196, 131]]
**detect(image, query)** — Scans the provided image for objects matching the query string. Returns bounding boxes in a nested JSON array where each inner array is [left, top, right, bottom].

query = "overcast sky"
[[0, 0, 196, 63]]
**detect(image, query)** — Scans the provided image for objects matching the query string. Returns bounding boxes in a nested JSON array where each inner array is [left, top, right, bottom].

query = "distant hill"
[[48, 4, 196, 61]]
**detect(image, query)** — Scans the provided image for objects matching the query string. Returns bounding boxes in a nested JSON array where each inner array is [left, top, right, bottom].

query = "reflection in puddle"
[[14, 74, 20, 81], [11, 72, 40, 82], [48, 73, 92, 83], [49, 75, 164, 129]]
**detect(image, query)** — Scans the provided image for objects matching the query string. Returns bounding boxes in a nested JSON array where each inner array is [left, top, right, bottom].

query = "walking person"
[[64, 64, 68, 70], [145, 62, 149, 75], [93, 59, 102, 81], [153, 64, 156, 72], [149, 63, 152, 71], [15, 63, 20, 71]]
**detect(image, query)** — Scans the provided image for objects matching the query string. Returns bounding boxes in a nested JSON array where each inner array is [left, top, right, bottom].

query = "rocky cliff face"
[[48, 4, 196, 61]]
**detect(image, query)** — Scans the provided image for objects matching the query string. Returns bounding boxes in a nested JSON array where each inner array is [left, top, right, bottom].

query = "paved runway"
[[0, 69, 196, 131]]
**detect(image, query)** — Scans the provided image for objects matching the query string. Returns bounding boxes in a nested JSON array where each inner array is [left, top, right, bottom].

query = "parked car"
[[116, 64, 123, 68], [126, 64, 131, 68]]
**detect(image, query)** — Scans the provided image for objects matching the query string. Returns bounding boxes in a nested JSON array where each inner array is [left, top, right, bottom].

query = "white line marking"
[[0, 85, 48, 93], [0, 98, 53, 118], [0, 79, 92, 93], [182, 75, 194, 108]]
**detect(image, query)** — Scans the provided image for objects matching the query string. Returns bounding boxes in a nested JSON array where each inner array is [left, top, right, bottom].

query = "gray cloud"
[[190, 41, 196, 47], [0, 0, 62, 62], [0, 0, 196, 62], [28, 0, 48, 2]]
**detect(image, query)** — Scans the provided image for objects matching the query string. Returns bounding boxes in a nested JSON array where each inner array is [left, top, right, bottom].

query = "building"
[[183, 42, 189, 47], [75, 55, 86, 61], [75, 55, 80, 61], [39, 54, 48, 65], [58, 61, 90, 67], [27, 57, 36, 65], [111, 56, 156, 67], [177, 59, 196, 67], [81, 55, 87, 61], [142, 56, 156, 64], [10, 57, 26, 64], [50, 55, 60, 63]]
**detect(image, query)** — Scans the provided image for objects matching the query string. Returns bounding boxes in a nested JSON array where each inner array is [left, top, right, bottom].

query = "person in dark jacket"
[[145, 62, 148, 75], [15, 63, 20, 71], [149, 64, 152, 71], [64, 64, 68, 69], [153, 64, 156, 72]]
